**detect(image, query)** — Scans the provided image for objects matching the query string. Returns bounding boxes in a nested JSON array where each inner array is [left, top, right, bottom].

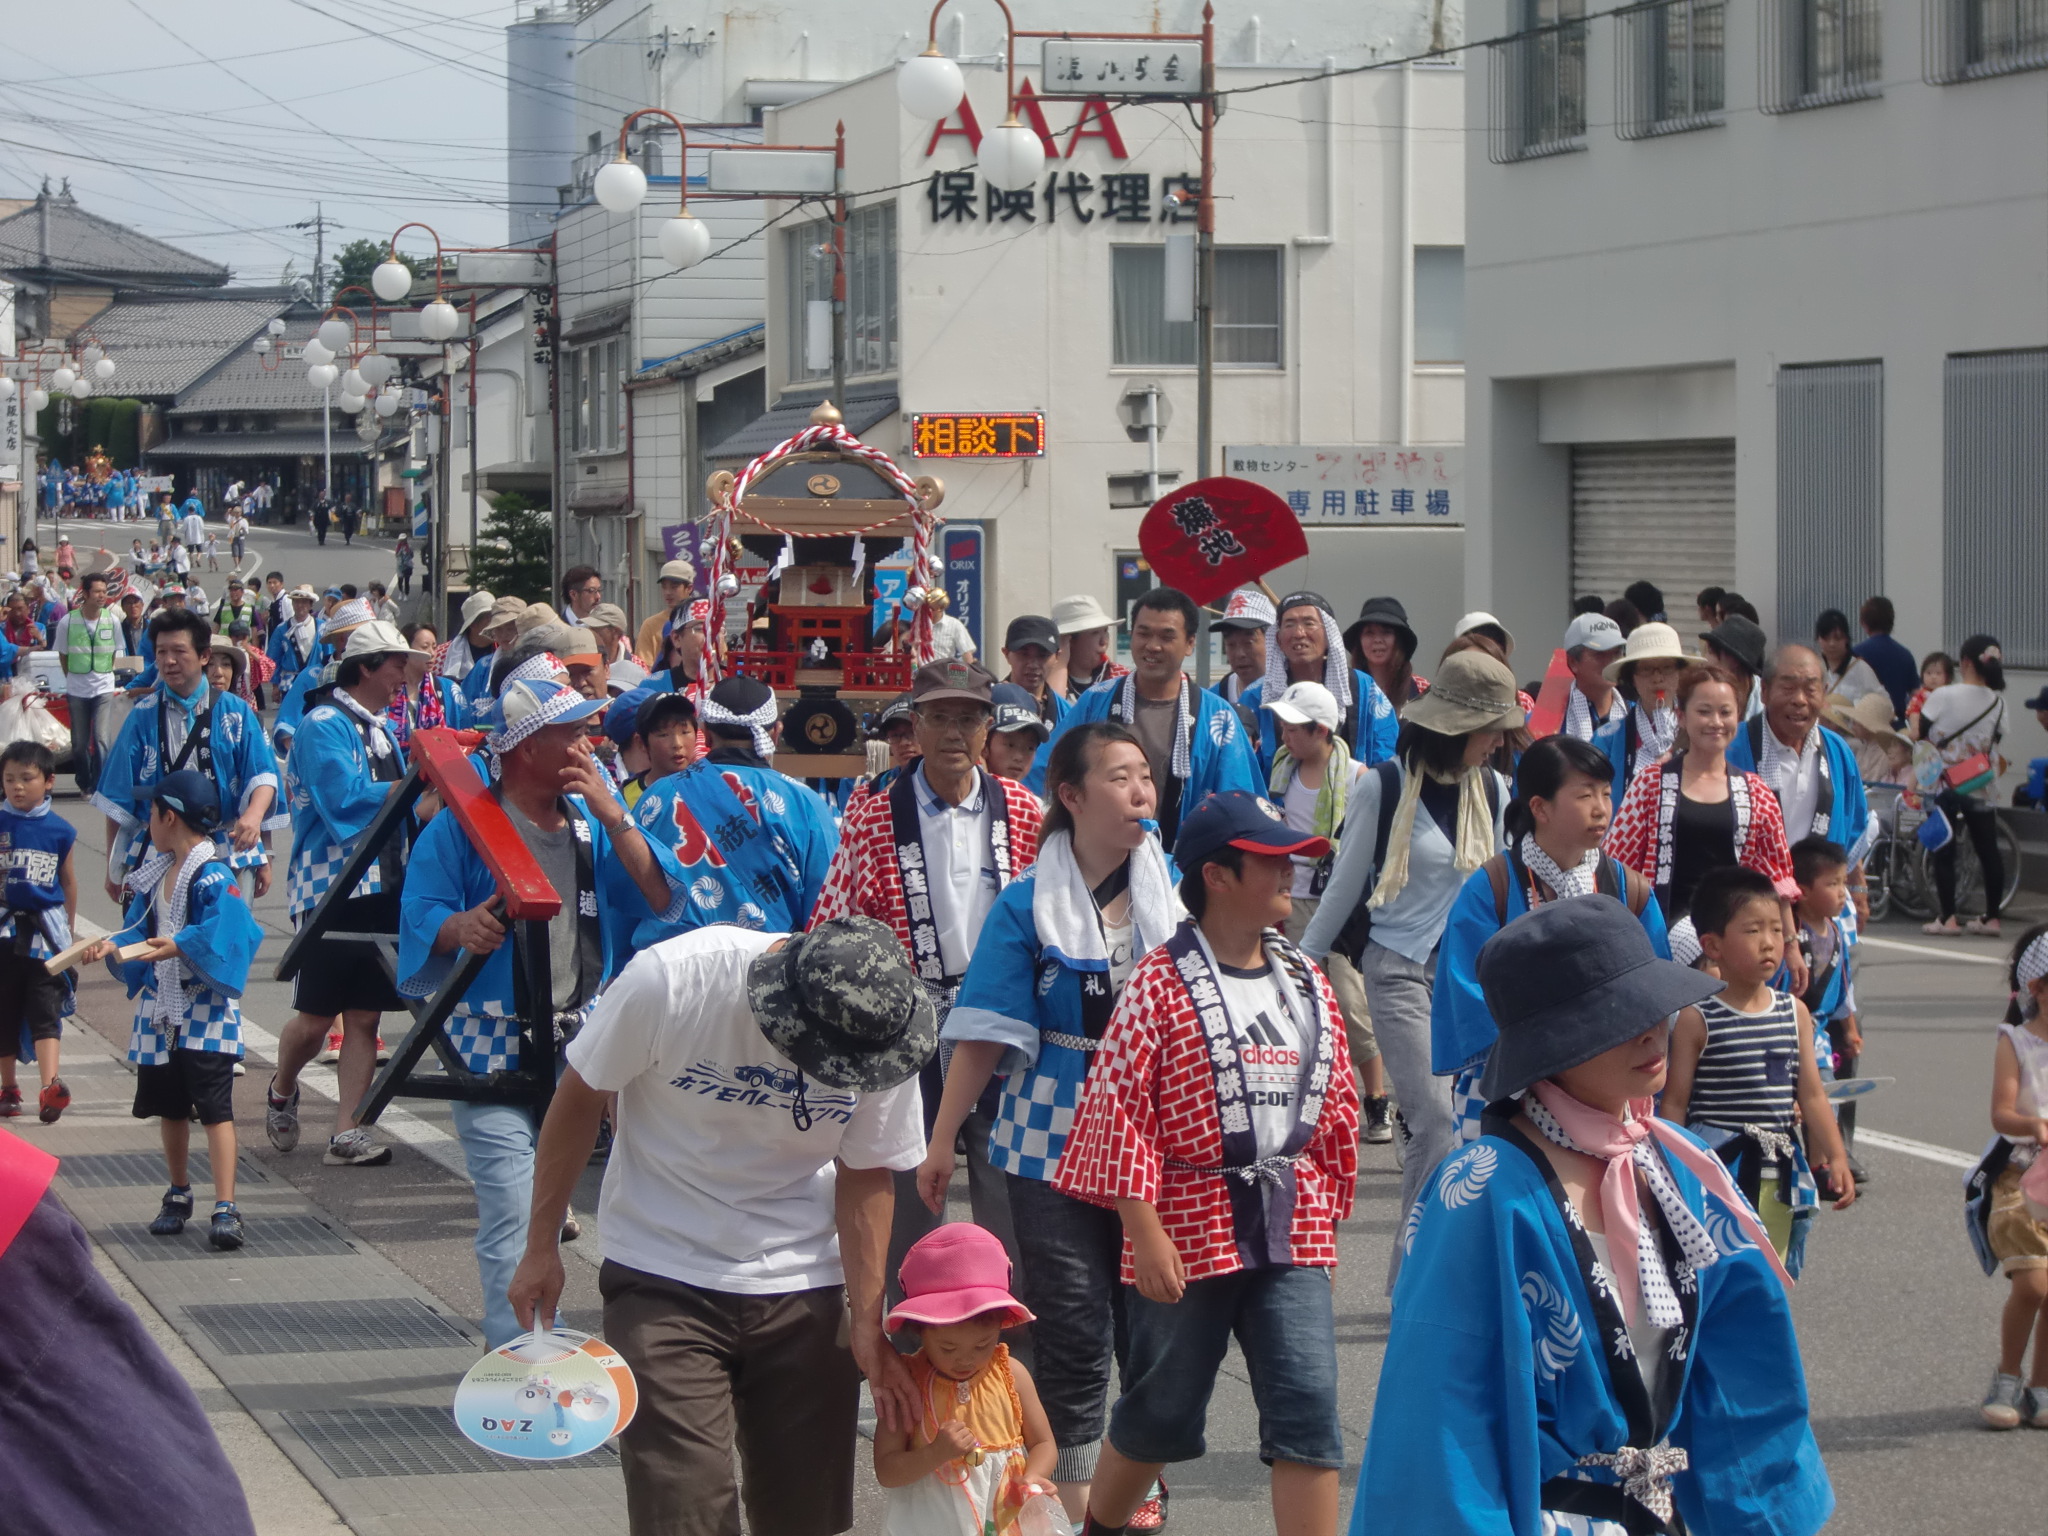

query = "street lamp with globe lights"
[[894, 0, 1044, 192]]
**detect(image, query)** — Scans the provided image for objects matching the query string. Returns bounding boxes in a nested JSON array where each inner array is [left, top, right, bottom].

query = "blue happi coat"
[[1027, 674, 1261, 829], [1356, 1121, 1833, 1536], [1726, 719, 1873, 864], [93, 683, 281, 874], [283, 699, 401, 919], [396, 797, 687, 1074], [108, 848, 264, 1066], [625, 754, 836, 943], [1238, 667, 1399, 774]]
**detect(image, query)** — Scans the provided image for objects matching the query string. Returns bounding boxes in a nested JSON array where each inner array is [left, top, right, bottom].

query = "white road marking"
[[1857, 935, 2005, 967], [1856, 1129, 1979, 1170]]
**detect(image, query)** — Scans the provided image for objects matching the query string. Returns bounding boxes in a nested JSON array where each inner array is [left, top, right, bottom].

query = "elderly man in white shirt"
[[1738, 643, 1874, 924]]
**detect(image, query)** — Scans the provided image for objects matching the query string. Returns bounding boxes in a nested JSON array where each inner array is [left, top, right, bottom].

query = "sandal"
[[1921, 919, 1963, 936], [1967, 917, 2002, 936], [1128, 1477, 1169, 1531], [150, 1186, 194, 1236]]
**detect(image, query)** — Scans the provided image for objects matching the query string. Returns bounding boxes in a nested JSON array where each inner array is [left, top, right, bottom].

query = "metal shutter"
[[1945, 350, 2048, 670], [1571, 440, 1736, 608], [1777, 362, 1883, 635]]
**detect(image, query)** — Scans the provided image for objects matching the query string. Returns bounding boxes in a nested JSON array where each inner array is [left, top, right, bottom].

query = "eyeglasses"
[[916, 709, 990, 737]]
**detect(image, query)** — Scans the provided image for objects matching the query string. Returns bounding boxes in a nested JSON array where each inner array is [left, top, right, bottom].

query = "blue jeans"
[[1005, 1172, 1129, 1482], [1111, 1264, 1344, 1470], [450, 1100, 539, 1348]]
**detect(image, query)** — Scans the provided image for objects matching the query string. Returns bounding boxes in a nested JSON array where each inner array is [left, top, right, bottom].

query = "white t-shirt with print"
[[1205, 940, 1317, 1158], [566, 927, 926, 1295]]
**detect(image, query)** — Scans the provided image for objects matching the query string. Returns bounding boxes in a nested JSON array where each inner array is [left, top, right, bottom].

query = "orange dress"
[[887, 1344, 1031, 1536]]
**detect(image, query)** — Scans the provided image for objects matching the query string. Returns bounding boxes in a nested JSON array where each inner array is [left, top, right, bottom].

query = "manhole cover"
[[187, 1298, 474, 1355], [283, 1405, 621, 1478], [58, 1150, 266, 1188]]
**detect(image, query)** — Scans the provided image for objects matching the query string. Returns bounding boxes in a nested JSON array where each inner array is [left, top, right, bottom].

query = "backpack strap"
[[1485, 854, 1511, 927]]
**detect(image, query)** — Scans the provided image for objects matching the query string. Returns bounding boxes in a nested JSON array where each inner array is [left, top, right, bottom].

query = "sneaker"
[[317, 1030, 342, 1063], [2026, 1385, 2048, 1429], [322, 1127, 392, 1167], [561, 1215, 581, 1243], [375, 1036, 390, 1064], [1128, 1477, 1168, 1531], [209, 1202, 244, 1250], [0, 1085, 20, 1119], [231, 1060, 246, 1077], [265, 1079, 300, 1152], [1361, 1094, 1394, 1145], [150, 1186, 194, 1236], [37, 1079, 70, 1124], [1983, 1370, 2025, 1428]]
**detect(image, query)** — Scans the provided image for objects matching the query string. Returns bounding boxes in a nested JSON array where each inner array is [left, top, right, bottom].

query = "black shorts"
[[292, 893, 405, 1016], [0, 948, 66, 1047], [132, 1049, 238, 1126]]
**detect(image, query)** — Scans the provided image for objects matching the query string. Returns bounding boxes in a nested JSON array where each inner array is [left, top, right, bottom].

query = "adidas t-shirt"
[[1209, 945, 1316, 1158]]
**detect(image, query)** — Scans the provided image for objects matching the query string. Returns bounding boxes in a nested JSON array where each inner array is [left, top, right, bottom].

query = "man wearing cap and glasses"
[[506, 915, 933, 1536], [634, 558, 697, 667], [266, 621, 439, 1170], [397, 675, 689, 1348], [1560, 612, 1628, 742], [813, 660, 1044, 1289], [1210, 586, 1276, 733], [1236, 591, 1399, 776], [1032, 587, 1262, 844], [1000, 613, 1068, 730], [94, 607, 281, 906]]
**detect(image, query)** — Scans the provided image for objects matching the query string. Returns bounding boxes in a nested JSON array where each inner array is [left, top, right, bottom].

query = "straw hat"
[[1826, 690, 1905, 747], [1603, 621, 1698, 681]]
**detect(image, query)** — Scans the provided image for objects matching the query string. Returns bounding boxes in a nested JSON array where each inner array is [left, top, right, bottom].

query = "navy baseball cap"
[[152, 769, 222, 833], [2026, 686, 2048, 712], [989, 682, 1049, 738], [1173, 789, 1329, 869]]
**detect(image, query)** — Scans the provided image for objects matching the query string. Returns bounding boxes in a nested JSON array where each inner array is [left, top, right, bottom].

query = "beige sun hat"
[[1826, 689, 1905, 747], [1051, 594, 1121, 635], [1603, 621, 1699, 681], [458, 590, 497, 630], [1400, 650, 1526, 735]]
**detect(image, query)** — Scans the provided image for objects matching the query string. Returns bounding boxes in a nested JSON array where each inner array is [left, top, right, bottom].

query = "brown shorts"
[[1989, 1162, 2048, 1273], [598, 1261, 861, 1536]]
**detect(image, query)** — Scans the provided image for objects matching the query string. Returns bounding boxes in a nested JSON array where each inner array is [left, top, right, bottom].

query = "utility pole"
[[830, 122, 847, 413], [1194, 2, 1217, 686], [292, 204, 339, 306]]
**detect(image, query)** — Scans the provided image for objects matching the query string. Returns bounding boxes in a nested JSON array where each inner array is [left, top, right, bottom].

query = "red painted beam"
[[410, 728, 561, 922]]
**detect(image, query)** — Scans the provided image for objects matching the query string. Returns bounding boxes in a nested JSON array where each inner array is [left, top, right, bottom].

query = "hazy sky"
[[0, 0, 520, 283]]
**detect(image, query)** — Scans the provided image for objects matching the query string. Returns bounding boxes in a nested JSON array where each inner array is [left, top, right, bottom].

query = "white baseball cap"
[[1562, 613, 1626, 654], [1455, 611, 1515, 652], [1263, 680, 1341, 733], [338, 620, 430, 664]]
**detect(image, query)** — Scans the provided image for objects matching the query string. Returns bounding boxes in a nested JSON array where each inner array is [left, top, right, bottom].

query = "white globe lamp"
[[658, 213, 712, 270], [593, 156, 648, 213], [81, 342, 104, 365], [374, 391, 402, 418], [315, 318, 351, 352], [307, 363, 339, 388], [0, 377, 14, 400], [897, 46, 966, 119], [50, 366, 75, 391], [339, 392, 368, 414], [419, 299, 460, 341], [266, 317, 287, 337], [358, 352, 395, 386], [27, 388, 47, 412], [371, 257, 413, 302], [342, 368, 367, 395], [68, 379, 90, 400], [94, 357, 116, 381], [253, 336, 271, 355], [980, 116, 1045, 191], [302, 338, 335, 368]]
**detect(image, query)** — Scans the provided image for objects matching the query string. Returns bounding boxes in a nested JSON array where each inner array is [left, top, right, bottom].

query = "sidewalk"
[[37, 1014, 629, 1536]]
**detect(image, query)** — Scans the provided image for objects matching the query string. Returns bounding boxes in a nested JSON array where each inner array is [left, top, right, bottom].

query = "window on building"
[[566, 348, 588, 453], [1944, 349, 2048, 669], [1488, 0, 1589, 162], [785, 203, 899, 383], [1776, 362, 1883, 631], [1760, 0, 1882, 110], [1618, 0, 1726, 136], [1112, 246, 1284, 368], [1413, 247, 1465, 365], [1926, 0, 2048, 80], [607, 337, 626, 450]]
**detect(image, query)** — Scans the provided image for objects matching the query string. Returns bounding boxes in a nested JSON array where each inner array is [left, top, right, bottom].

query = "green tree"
[[332, 239, 417, 304], [467, 492, 553, 603]]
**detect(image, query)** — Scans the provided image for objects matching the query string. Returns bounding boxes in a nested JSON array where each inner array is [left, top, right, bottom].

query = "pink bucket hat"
[[885, 1224, 1035, 1333]]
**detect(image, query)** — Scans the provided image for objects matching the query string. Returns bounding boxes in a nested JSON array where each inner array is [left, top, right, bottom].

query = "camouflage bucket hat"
[[746, 916, 938, 1093]]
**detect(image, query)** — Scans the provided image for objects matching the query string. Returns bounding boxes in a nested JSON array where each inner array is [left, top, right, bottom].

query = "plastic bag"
[[0, 689, 71, 755]]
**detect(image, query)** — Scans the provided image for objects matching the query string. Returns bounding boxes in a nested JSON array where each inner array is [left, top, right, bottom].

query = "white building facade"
[[1463, 0, 2048, 718], [749, 58, 1468, 659]]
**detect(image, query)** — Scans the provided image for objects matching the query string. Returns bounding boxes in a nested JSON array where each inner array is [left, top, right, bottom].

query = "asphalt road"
[[37, 519, 2048, 1532]]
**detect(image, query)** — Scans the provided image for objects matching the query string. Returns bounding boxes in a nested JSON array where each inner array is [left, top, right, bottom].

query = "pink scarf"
[[1528, 1081, 1791, 1325]]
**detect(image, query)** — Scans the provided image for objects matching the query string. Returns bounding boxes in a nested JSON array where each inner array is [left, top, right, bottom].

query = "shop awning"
[[704, 386, 898, 462], [145, 430, 375, 461]]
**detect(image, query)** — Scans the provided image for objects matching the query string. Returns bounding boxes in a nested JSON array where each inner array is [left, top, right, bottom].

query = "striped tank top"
[[1689, 991, 1801, 1131]]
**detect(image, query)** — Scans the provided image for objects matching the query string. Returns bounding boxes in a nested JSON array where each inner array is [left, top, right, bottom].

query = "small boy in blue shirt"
[[0, 741, 78, 1123], [85, 770, 264, 1251]]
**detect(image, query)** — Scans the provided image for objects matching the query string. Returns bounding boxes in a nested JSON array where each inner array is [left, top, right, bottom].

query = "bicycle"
[[1863, 782, 2021, 923]]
